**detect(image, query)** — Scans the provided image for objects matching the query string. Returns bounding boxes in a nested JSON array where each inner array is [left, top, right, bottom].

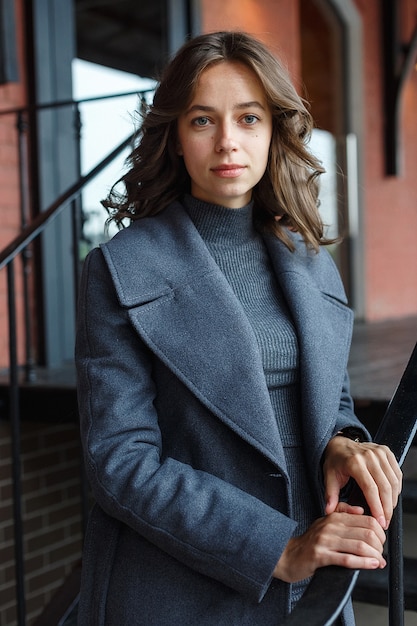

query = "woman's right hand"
[[273, 502, 387, 583]]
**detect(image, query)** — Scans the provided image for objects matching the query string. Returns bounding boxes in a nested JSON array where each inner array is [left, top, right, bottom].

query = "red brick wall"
[[0, 0, 28, 368], [0, 421, 84, 625], [0, 103, 25, 367], [354, 0, 417, 320], [0, 0, 26, 248], [201, 0, 302, 79]]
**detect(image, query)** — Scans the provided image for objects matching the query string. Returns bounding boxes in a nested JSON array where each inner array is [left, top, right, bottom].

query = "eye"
[[243, 114, 259, 125], [192, 116, 210, 127]]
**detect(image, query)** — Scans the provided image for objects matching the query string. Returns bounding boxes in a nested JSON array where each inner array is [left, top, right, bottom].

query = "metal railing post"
[[7, 260, 26, 625], [388, 493, 404, 626], [71, 102, 83, 300], [16, 110, 36, 383]]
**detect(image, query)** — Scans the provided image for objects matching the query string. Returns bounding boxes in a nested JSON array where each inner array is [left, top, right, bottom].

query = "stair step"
[[353, 557, 417, 611], [0, 365, 78, 422]]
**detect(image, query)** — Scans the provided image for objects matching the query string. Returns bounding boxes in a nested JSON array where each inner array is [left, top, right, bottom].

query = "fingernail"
[[378, 516, 387, 529]]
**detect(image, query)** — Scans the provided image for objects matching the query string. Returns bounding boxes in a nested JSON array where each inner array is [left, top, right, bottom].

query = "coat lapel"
[[102, 204, 354, 476], [101, 203, 287, 472], [264, 233, 354, 467]]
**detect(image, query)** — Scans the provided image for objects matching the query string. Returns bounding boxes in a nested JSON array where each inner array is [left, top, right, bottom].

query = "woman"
[[75, 31, 402, 625]]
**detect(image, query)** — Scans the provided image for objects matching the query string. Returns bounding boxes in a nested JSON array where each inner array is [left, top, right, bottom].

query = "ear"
[[176, 142, 183, 156]]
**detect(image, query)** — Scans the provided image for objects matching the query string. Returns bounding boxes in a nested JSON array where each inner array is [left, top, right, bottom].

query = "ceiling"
[[75, 0, 169, 78]]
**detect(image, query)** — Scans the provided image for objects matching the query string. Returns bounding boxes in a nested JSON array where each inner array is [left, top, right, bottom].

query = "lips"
[[211, 164, 246, 178]]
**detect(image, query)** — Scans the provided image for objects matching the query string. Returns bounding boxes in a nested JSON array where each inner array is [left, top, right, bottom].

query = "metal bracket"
[[383, 0, 417, 176]]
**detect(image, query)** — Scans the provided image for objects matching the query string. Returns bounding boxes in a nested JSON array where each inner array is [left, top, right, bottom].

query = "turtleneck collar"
[[182, 194, 256, 245]]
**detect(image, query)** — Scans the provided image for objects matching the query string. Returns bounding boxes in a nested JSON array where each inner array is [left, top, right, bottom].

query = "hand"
[[273, 502, 386, 583], [323, 436, 403, 529]]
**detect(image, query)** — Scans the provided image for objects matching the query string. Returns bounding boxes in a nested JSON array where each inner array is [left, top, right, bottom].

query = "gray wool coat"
[[75, 201, 368, 626]]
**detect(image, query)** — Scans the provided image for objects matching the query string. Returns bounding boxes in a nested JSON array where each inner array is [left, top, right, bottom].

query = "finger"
[[376, 447, 403, 509], [324, 473, 342, 515], [372, 464, 399, 524], [346, 446, 391, 528], [320, 507, 386, 556], [353, 472, 388, 529], [311, 519, 386, 571], [356, 447, 402, 528], [339, 535, 386, 564], [329, 552, 386, 571], [336, 502, 364, 515]]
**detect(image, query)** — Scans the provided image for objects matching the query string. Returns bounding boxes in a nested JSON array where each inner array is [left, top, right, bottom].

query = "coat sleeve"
[[333, 370, 371, 440], [75, 247, 297, 603]]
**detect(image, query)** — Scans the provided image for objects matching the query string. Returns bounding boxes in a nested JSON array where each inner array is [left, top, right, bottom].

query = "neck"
[[182, 194, 256, 244]]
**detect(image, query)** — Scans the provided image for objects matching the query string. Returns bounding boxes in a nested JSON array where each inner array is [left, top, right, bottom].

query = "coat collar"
[[101, 202, 353, 471]]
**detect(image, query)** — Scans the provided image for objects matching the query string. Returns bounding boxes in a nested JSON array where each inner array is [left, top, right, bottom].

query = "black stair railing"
[[281, 341, 417, 626], [0, 89, 152, 383], [0, 88, 150, 624]]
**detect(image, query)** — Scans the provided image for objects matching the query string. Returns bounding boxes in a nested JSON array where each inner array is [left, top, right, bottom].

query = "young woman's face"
[[177, 61, 273, 208]]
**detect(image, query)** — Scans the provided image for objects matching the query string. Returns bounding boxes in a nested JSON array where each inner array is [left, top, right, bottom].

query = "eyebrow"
[[184, 101, 266, 115]]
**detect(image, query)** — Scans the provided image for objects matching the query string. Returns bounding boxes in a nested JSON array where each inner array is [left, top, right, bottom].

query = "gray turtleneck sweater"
[[183, 194, 321, 604]]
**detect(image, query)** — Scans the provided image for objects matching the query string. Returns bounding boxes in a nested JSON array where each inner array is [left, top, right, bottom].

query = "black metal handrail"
[[282, 341, 417, 625], [0, 87, 153, 116], [0, 87, 154, 381], [0, 88, 149, 625], [0, 133, 134, 269]]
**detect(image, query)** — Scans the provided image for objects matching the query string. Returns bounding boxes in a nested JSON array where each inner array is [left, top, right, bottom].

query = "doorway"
[[300, 0, 365, 317]]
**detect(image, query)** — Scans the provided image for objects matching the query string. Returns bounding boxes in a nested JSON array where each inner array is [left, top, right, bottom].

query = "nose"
[[215, 121, 238, 153]]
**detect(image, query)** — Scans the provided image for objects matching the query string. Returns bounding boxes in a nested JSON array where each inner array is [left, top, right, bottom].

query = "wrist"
[[334, 427, 366, 443]]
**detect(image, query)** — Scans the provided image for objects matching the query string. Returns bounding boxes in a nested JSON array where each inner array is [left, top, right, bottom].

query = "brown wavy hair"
[[103, 30, 334, 251]]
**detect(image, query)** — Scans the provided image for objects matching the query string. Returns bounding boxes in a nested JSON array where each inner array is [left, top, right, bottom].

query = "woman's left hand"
[[323, 435, 403, 530]]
